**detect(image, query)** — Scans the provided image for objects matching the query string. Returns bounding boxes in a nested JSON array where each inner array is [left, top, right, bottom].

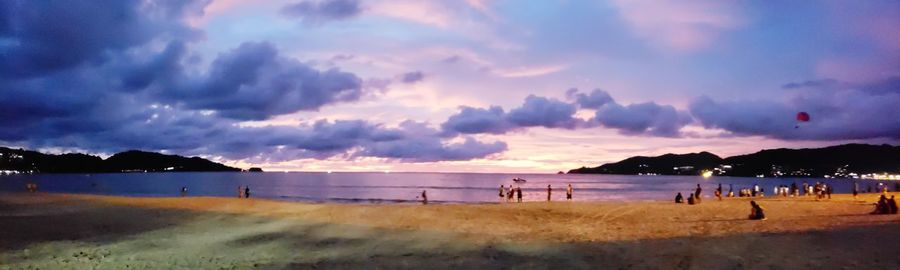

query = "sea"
[[0, 172, 894, 204]]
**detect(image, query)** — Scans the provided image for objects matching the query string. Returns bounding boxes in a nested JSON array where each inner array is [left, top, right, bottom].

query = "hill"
[[568, 144, 900, 177], [0, 147, 241, 173]]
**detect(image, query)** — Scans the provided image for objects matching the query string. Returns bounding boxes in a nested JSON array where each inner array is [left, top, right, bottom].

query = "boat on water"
[[513, 177, 527, 183]]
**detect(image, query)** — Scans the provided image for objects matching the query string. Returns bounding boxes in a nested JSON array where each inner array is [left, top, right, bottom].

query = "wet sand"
[[1, 192, 898, 269]]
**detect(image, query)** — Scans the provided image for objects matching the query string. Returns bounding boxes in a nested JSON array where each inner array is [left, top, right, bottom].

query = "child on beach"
[[749, 201, 766, 220], [872, 195, 889, 215], [687, 193, 695, 205], [566, 184, 573, 201], [499, 185, 505, 202], [516, 187, 522, 203], [675, 192, 684, 203]]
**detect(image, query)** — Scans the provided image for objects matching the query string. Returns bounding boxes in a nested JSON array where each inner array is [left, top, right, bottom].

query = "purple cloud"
[[281, 0, 362, 25], [440, 106, 514, 135], [400, 71, 426, 83], [506, 95, 580, 129], [594, 102, 693, 137], [690, 84, 900, 140], [567, 88, 614, 109]]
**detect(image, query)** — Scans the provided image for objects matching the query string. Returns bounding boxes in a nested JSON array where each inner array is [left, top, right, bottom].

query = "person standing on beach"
[[516, 187, 523, 203], [421, 190, 428, 205], [888, 195, 898, 214], [546, 185, 552, 202], [694, 184, 702, 203], [238, 186, 244, 198], [180, 186, 188, 197], [506, 185, 514, 202], [715, 183, 722, 201], [566, 184, 573, 201], [499, 185, 505, 202], [853, 181, 859, 199], [728, 184, 734, 197], [753, 184, 759, 197], [244, 186, 251, 198]]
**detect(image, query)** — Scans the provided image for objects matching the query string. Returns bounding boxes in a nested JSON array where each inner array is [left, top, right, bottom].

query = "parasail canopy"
[[796, 112, 810, 122]]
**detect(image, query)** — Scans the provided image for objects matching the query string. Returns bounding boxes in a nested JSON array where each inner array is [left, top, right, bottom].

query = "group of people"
[[499, 185, 524, 203], [675, 184, 704, 205], [872, 195, 898, 215], [237, 185, 251, 198], [498, 183, 573, 203], [25, 182, 38, 193]]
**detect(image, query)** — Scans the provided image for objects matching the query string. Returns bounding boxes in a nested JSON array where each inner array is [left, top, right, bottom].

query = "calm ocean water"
[[0, 172, 893, 204]]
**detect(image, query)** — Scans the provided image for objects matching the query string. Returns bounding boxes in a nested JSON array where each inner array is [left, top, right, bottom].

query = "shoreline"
[[2, 192, 898, 268]]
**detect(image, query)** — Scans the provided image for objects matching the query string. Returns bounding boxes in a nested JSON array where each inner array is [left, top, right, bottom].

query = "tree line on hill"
[[568, 144, 900, 177], [0, 147, 242, 173]]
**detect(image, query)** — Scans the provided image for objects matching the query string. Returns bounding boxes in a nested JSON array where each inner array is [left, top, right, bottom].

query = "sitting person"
[[888, 195, 898, 214], [748, 201, 766, 220], [687, 193, 696, 205], [872, 195, 889, 215], [675, 192, 684, 203]]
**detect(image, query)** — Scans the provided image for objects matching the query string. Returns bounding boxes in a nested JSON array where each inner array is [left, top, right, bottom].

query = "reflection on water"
[[0, 172, 893, 204]]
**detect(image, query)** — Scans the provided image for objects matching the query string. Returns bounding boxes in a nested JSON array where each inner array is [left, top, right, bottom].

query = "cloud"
[[0, 0, 506, 164], [280, 0, 362, 24], [400, 71, 425, 83], [689, 85, 900, 140], [0, 0, 205, 79], [162, 42, 365, 120], [610, 0, 742, 52], [594, 102, 693, 137], [567, 88, 614, 109], [440, 106, 514, 135], [359, 121, 507, 162], [440, 95, 583, 136], [506, 95, 580, 129], [782, 79, 841, 89]]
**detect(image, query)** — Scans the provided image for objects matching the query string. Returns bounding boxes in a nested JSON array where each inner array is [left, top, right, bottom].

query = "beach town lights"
[[861, 173, 900, 180], [701, 170, 713, 178]]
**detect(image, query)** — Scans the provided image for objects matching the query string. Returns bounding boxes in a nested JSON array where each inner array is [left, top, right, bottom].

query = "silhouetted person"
[[507, 186, 514, 202], [826, 185, 833, 199], [499, 185, 505, 202], [888, 196, 898, 215], [867, 184, 872, 193], [675, 192, 684, 203], [728, 184, 734, 197], [421, 190, 428, 205], [516, 187, 523, 203], [749, 201, 766, 220], [752, 183, 759, 197], [566, 184, 573, 201], [872, 195, 889, 215], [244, 186, 251, 198], [694, 184, 702, 203], [687, 193, 696, 205], [180, 186, 188, 197], [852, 182, 859, 199], [547, 185, 552, 202], [715, 183, 722, 201]]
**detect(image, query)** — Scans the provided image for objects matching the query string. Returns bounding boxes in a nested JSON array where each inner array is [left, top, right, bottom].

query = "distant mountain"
[[568, 144, 900, 177], [0, 147, 241, 173], [568, 152, 723, 175]]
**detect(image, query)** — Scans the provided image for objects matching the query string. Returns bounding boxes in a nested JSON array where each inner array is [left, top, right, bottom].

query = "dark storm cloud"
[[163, 42, 365, 120], [400, 71, 425, 83], [281, 0, 362, 24], [593, 102, 692, 137], [0, 0, 504, 163], [690, 84, 900, 140], [0, 0, 203, 79]]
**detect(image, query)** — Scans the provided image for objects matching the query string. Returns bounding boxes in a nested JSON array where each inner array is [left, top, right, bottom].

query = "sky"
[[1, 0, 899, 173]]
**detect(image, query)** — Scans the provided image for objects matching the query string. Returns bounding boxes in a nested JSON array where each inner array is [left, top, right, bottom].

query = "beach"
[[1, 192, 898, 269]]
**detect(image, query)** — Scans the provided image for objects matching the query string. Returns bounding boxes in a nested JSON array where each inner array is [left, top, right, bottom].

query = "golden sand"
[[1, 192, 898, 269]]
